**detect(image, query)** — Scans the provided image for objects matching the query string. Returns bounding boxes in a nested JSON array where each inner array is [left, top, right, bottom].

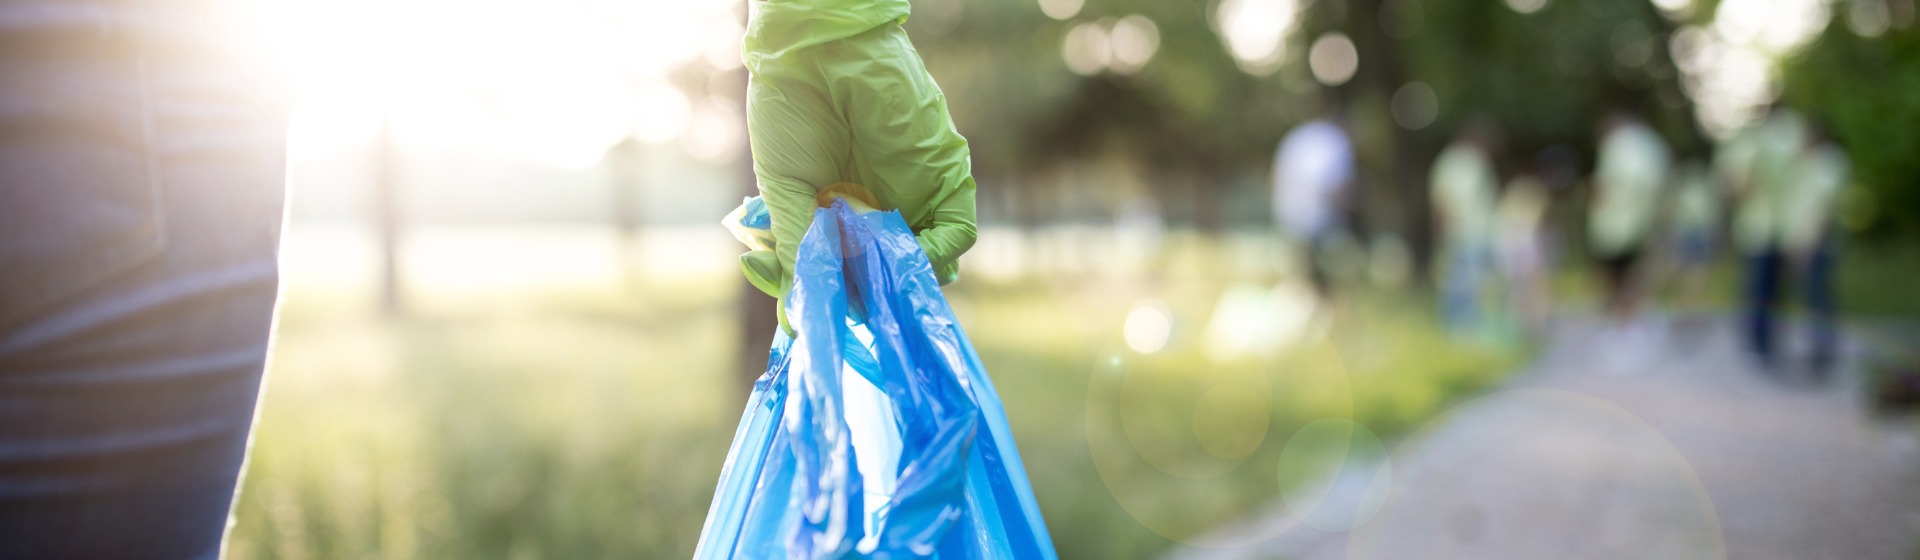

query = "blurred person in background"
[[1740, 112, 1850, 377], [1730, 109, 1807, 373], [1587, 111, 1670, 342], [1429, 124, 1499, 336], [1783, 126, 1850, 374], [0, 3, 290, 558], [1665, 162, 1721, 329], [1271, 116, 1354, 302], [1496, 174, 1550, 336]]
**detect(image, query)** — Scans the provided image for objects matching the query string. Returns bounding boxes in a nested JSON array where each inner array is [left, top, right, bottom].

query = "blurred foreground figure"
[[1429, 127, 1499, 336], [736, 0, 979, 331], [1732, 110, 1849, 374], [1271, 118, 1353, 300], [1588, 112, 1670, 332], [0, 4, 287, 557]]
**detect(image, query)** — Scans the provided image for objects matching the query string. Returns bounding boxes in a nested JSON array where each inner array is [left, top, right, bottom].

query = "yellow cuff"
[[817, 182, 881, 213]]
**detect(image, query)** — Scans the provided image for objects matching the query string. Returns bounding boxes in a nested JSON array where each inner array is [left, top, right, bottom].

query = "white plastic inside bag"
[[841, 321, 902, 553]]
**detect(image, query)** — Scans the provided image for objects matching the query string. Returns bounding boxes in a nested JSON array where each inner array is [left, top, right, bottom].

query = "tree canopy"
[[902, 0, 1915, 240]]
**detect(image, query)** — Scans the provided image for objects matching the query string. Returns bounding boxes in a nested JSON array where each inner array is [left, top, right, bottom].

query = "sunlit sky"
[[245, 0, 742, 170], [228, 0, 1861, 175]]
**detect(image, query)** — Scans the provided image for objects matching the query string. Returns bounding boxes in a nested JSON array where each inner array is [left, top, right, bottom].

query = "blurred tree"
[[910, 0, 1302, 230], [609, 138, 643, 286], [1782, 12, 1920, 239], [374, 118, 403, 316], [906, 0, 1702, 246], [1385, 0, 1701, 267]]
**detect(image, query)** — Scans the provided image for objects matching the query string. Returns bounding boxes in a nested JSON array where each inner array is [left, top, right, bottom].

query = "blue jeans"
[[0, 4, 288, 558], [1440, 242, 1489, 333], [1743, 239, 1839, 367]]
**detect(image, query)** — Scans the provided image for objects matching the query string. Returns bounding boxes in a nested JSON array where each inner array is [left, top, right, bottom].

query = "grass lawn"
[[228, 243, 1520, 559]]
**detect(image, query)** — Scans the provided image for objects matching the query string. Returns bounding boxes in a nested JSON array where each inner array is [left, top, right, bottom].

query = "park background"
[[213, 0, 1920, 557]]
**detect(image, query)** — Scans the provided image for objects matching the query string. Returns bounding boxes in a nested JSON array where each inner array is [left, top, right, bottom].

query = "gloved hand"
[[734, 7, 980, 334]]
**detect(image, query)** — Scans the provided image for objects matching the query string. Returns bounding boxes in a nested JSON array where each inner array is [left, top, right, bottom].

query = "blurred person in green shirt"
[[1735, 109, 1850, 374], [1730, 111, 1806, 259], [1588, 111, 1670, 330], [1430, 125, 1500, 335]]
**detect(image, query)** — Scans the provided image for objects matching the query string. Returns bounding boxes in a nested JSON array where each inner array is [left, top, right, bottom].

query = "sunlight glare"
[[256, 0, 725, 168], [1216, 0, 1298, 76], [1125, 300, 1174, 355], [1714, 0, 1832, 55], [633, 82, 695, 144]]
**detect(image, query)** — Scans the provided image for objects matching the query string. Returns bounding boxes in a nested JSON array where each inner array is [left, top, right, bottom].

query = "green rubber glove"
[[736, 0, 980, 333]]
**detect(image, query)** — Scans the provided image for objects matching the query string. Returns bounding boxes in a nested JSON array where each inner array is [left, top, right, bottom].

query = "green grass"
[[229, 266, 1519, 559], [1839, 242, 1920, 319], [952, 281, 1517, 556], [1553, 242, 1920, 319], [232, 280, 742, 559]]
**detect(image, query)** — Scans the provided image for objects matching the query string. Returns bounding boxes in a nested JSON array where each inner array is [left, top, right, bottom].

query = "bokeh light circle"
[[1215, 0, 1299, 75], [1062, 22, 1112, 76], [1124, 299, 1173, 354], [1504, 0, 1550, 15], [1390, 81, 1438, 130], [1109, 15, 1162, 74], [1308, 33, 1359, 86], [1038, 0, 1083, 21]]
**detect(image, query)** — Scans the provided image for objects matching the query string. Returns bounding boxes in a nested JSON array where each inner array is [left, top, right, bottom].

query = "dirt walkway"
[[1166, 316, 1920, 560]]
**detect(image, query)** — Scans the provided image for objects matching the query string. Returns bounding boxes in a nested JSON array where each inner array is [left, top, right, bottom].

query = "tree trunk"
[[730, 0, 778, 390], [1347, 0, 1428, 281], [610, 138, 642, 288], [374, 117, 403, 316]]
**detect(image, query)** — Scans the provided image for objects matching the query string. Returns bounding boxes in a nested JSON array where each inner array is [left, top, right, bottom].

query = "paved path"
[[1166, 316, 1920, 560]]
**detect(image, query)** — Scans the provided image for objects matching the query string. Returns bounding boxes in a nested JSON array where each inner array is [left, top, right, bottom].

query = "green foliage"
[[904, 0, 1920, 243], [1398, 0, 1701, 158], [1839, 242, 1920, 318], [908, 0, 1305, 228], [1783, 23, 1920, 238], [903, 0, 1711, 235]]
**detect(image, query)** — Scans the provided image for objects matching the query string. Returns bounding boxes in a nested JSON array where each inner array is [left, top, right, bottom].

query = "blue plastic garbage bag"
[[696, 200, 1057, 559]]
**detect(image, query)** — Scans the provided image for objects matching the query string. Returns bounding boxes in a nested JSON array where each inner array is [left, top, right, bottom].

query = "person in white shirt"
[[1739, 111, 1850, 375], [1272, 118, 1355, 299]]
